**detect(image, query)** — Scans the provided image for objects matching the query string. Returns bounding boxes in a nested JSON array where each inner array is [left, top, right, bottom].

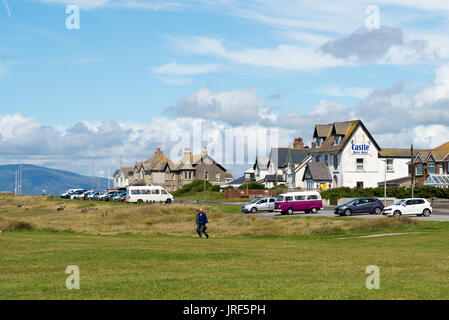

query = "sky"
[[1, 0, 449, 178]]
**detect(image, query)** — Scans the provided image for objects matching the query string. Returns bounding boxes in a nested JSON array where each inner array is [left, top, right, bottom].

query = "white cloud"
[[175, 36, 347, 71], [316, 85, 374, 98], [151, 63, 222, 76], [166, 87, 277, 125]]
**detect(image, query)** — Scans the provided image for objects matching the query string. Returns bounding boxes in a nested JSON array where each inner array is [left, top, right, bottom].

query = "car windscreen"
[[276, 196, 284, 202]]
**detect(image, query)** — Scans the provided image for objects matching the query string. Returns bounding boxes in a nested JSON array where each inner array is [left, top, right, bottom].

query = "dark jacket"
[[197, 212, 208, 224]]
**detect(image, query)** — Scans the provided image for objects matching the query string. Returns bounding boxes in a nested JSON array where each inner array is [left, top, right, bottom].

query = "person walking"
[[196, 208, 209, 238]]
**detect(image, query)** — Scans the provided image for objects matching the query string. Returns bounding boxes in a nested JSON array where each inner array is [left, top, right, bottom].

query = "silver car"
[[241, 197, 276, 213]]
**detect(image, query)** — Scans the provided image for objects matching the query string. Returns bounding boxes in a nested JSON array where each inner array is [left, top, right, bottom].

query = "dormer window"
[[334, 135, 342, 145], [316, 137, 323, 147]]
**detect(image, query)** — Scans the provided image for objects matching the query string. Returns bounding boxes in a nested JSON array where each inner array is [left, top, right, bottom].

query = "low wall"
[[224, 189, 271, 199], [430, 198, 449, 209], [336, 198, 397, 206]]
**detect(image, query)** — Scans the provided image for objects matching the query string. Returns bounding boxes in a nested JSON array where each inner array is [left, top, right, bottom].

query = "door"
[[268, 198, 275, 210], [351, 199, 363, 213], [403, 200, 416, 215], [258, 199, 268, 210]]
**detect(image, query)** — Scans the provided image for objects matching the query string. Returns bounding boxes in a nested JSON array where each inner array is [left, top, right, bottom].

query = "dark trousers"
[[197, 223, 209, 238]]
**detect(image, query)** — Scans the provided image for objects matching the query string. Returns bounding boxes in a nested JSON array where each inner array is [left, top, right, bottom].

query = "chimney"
[[155, 147, 163, 156], [202, 146, 208, 156], [183, 147, 191, 157], [293, 137, 304, 148]]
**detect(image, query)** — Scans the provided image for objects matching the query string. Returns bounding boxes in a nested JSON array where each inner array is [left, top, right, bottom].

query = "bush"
[[4, 221, 35, 232], [211, 185, 221, 192], [321, 186, 449, 200], [172, 180, 214, 196], [238, 182, 265, 190]]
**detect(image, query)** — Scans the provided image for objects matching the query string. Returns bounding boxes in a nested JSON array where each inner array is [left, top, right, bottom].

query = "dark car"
[[334, 197, 384, 216]]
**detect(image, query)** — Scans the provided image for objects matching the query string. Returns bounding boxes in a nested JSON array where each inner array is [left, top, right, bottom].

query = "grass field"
[[1, 194, 449, 299]]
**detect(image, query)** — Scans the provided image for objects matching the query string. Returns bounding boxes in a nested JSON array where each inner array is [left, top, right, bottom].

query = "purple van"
[[274, 191, 323, 215]]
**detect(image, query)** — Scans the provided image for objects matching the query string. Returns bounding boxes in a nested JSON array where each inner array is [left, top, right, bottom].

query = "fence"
[[430, 198, 449, 209]]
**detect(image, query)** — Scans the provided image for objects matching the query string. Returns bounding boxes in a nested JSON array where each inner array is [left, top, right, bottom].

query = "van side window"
[[131, 190, 141, 195], [307, 195, 318, 200], [285, 196, 293, 201], [141, 189, 150, 195], [152, 189, 160, 194], [295, 196, 305, 200]]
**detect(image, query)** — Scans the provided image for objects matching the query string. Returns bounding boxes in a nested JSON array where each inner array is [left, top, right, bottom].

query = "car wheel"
[[251, 207, 257, 214], [137, 199, 143, 204], [393, 210, 401, 217], [374, 207, 382, 215], [287, 207, 294, 215], [422, 209, 431, 217], [165, 198, 172, 205], [311, 208, 318, 214], [344, 209, 352, 216]]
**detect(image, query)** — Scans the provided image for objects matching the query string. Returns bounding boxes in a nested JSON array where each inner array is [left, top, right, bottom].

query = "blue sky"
[[1, 0, 449, 177]]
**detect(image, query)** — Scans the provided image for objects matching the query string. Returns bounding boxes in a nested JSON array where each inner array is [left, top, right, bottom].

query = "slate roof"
[[288, 148, 310, 165], [265, 174, 285, 183], [303, 162, 332, 182], [253, 156, 269, 170], [311, 120, 381, 154]]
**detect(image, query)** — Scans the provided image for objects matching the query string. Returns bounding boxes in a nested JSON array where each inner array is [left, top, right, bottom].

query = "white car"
[[241, 197, 276, 213], [382, 198, 432, 217]]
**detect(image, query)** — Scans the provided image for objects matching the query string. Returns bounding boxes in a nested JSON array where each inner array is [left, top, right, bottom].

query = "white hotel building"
[[306, 120, 410, 189]]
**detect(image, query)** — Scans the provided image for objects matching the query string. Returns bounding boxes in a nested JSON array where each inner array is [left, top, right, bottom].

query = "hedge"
[[321, 186, 449, 200]]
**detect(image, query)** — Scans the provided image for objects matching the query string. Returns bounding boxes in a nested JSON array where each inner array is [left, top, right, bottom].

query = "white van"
[[126, 186, 174, 204]]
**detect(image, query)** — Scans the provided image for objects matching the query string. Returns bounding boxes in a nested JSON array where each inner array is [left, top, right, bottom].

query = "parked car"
[[334, 197, 384, 216], [274, 191, 323, 215], [86, 190, 99, 200], [126, 186, 173, 204], [111, 192, 126, 202], [241, 197, 276, 213], [382, 198, 432, 217], [69, 189, 86, 200], [60, 189, 84, 199], [98, 190, 118, 201]]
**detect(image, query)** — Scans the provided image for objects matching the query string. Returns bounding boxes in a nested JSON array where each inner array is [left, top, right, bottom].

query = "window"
[[439, 164, 444, 174], [205, 172, 209, 180], [135, 173, 138, 180], [131, 190, 141, 195], [141, 189, 150, 195], [269, 198, 275, 203], [316, 138, 321, 147], [216, 172, 220, 180], [259, 199, 267, 204], [324, 155, 329, 165], [152, 189, 160, 194], [285, 196, 293, 201], [387, 159, 394, 172], [357, 181, 364, 189], [307, 195, 319, 200], [295, 196, 305, 201], [314, 156, 320, 162], [334, 135, 341, 145], [416, 164, 423, 175], [141, 172, 145, 179], [414, 199, 424, 204], [189, 171, 192, 179], [356, 158, 364, 171], [405, 200, 414, 206], [184, 172, 188, 179], [306, 180, 314, 189], [161, 190, 167, 195], [334, 155, 339, 169], [428, 163, 436, 174]]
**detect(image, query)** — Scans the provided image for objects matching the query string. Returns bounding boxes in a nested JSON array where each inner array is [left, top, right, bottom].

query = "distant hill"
[[0, 164, 113, 195]]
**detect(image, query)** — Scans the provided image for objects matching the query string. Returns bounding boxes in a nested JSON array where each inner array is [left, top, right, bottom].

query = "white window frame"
[[356, 158, 364, 171]]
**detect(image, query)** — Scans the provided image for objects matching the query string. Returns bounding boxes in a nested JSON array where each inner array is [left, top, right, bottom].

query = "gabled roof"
[[267, 148, 291, 168], [288, 148, 310, 165], [311, 120, 381, 154], [434, 141, 449, 153], [253, 156, 269, 170], [302, 162, 332, 182], [313, 124, 332, 138], [265, 174, 285, 183]]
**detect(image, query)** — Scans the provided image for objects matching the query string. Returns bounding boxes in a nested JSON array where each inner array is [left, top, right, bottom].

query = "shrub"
[[321, 186, 449, 200], [238, 182, 265, 190], [4, 221, 35, 232], [172, 180, 213, 196]]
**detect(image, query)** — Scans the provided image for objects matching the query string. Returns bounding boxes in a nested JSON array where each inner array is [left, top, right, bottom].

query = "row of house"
[[113, 147, 233, 191], [248, 120, 449, 190]]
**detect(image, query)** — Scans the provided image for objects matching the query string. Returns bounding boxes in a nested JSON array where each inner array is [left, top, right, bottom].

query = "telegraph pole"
[[411, 144, 415, 198]]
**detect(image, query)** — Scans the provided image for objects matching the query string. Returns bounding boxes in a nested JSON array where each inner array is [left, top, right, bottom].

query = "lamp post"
[[382, 159, 387, 205]]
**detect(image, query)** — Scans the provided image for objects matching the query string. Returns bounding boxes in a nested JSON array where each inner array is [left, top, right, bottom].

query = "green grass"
[[175, 190, 249, 202], [1, 226, 449, 299]]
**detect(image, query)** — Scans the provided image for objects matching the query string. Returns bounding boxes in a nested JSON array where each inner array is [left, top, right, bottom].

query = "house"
[[253, 156, 268, 182], [112, 167, 133, 188], [283, 148, 312, 189], [302, 162, 332, 190], [310, 120, 412, 189], [129, 146, 228, 191], [412, 141, 449, 188]]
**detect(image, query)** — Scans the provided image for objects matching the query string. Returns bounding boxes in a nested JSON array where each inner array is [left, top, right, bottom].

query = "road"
[[232, 208, 449, 222]]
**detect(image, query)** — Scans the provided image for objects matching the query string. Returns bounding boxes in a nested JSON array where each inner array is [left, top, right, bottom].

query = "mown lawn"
[[1, 227, 449, 300]]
